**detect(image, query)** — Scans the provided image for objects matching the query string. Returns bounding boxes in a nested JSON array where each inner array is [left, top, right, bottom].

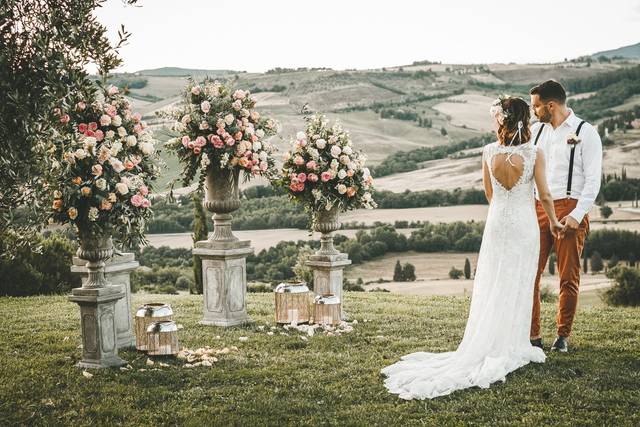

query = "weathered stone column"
[[68, 233, 126, 368], [71, 253, 138, 349], [306, 207, 351, 320]]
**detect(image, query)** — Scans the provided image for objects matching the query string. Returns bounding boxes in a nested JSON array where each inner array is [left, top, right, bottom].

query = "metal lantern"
[[134, 303, 173, 351], [146, 320, 180, 356], [313, 294, 341, 326], [274, 282, 311, 324]]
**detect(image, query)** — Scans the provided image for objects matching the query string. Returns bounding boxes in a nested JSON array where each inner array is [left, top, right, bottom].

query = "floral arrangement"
[[279, 113, 376, 227], [163, 79, 279, 186], [566, 132, 582, 146], [50, 85, 161, 247]]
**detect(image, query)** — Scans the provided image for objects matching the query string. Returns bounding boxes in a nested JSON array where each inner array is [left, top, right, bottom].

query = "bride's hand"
[[551, 221, 564, 239]]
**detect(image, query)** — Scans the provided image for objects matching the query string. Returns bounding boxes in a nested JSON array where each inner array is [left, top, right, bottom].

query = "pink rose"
[[216, 127, 225, 136], [124, 160, 135, 170], [306, 160, 317, 170], [182, 136, 190, 147], [234, 131, 243, 141], [100, 114, 111, 126], [187, 141, 195, 149], [193, 147, 201, 155], [78, 123, 88, 133], [296, 182, 305, 192], [134, 124, 143, 134], [60, 114, 70, 124], [321, 172, 332, 182], [307, 173, 318, 182], [141, 198, 151, 208], [108, 85, 119, 96], [91, 164, 103, 177], [195, 136, 207, 147], [139, 185, 149, 196], [297, 173, 307, 183], [76, 101, 86, 111], [85, 130, 95, 137], [260, 161, 268, 171], [209, 134, 224, 148], [226, 137, 235, 146], [94, 130, 104, 141], [289, 182, 299, 192], [132, 112, 142, 123], [191, 86, 201, 96], [294, 155, 304, 166], [200, 101, 211, 113], [88, 122, 98, 131], [131, 194, 144, 207], [105, 105, 117, 117]]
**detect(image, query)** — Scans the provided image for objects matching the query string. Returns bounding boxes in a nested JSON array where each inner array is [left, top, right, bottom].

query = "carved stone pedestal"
[[72, 253, 138, 349], [68, 286, 126, 369], [193, 240, 254, 327], [306, 252, 351, 320]]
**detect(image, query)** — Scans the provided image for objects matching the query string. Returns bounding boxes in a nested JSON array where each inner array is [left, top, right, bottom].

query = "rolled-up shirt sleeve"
[[569, 124, 602, 223]]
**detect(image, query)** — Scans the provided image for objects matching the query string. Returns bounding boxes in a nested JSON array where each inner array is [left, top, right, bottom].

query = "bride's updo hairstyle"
[[494, 97, 531, 146]]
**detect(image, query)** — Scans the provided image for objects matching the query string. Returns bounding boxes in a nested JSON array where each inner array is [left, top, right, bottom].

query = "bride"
[[381, 96, 564, 400]]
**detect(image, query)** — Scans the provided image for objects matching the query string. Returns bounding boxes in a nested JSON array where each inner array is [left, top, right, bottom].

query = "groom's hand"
[[560, 215, 579, 231]]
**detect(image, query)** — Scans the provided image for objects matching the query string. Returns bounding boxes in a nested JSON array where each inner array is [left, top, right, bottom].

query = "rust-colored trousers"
[[531, 198, 589, 339]]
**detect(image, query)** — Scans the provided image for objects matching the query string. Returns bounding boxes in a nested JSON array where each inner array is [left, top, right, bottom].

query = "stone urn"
[[68, 229, 126, 368], [204, 167, 242, 244], [313, 206, 342, 256]]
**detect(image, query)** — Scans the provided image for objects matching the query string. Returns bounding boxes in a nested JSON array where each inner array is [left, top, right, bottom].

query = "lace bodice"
[[484, 141, 538, 206]]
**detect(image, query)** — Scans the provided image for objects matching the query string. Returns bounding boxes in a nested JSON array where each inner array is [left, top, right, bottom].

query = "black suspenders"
[[533, 120, 587, 197], [567, 120, 586, 196]]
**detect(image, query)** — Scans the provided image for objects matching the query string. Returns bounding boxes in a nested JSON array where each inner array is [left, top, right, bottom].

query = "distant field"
[[432, 93, 495, 131]]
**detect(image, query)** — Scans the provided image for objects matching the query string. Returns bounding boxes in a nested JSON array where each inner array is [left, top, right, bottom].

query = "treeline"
[[563, 65, 640, 94], [597, 106, 640, 136], [107, 75, 148, 90], [374, 188, 487, 208], [570, 78, 640, 121], [371, 134, 494, 177], [601, 177, 640, 202]]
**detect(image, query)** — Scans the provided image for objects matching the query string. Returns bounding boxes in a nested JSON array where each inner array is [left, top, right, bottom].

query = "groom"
[[529, 80, 602, 353]]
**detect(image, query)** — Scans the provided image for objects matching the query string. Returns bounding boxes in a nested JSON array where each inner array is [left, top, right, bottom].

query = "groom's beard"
[[536, 107, 552, 123]]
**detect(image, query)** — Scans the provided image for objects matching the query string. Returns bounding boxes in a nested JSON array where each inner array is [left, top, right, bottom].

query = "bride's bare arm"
[[482, 157, 492, 203], [534, 150, 563, 238]]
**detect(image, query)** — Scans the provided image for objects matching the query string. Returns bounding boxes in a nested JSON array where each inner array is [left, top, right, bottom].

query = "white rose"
[[330, 159, 339, 170], [363, 167, 371, 179], [200, 101, 211, 113], [105, 130, 115, 139], [296, 131, 306, 141], [259, 151, 268, 161], [95, 178, 107, 190], [340, 154, 350, 165], [256, 129, 265, 138], [363, 192, 372, 202], [224, 114, 235, 125], [338, 169, 347, 179], [126, 135, 137, 147], [75, 149, 87, 159], [110, 142, 123, 155], [252, 141, 262, 151], [115, 182, 129, 195], [140, 142, 155, 155], [117, 127, 127, 137], [112, 116, 122, 127], [343, 146, 353, 155], [330, 145, 341, 158], [232, 100, 242, 111], [110, 158, 125, 173], [337, 184, 347, 194], [88, 207, 99, 222]]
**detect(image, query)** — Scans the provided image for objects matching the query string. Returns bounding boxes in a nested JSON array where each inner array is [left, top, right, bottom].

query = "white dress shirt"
[[532, 109, 603, 223]]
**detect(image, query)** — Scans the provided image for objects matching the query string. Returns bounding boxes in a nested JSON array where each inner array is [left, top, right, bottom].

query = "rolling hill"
[[591, 42, 640, 59]]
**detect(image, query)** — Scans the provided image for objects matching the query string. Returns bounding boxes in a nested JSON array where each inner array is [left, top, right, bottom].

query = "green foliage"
[[374, 188, 487, 208], [0, 0, 136, 257], [590, 251, 604, 273], [131, 266, 190, 293], [136, 246, 192, 268], [343, 279, 365, 292], [292, 245, 314, 286], [393, 260, 403, 281], [540, 285, 558, 303], [0, 232, 80, 296], [401, 263, 416, 281], [192, 191, 208, 294], [600, 205, 613, 219], [371, 134, 493, 177], [585, 229, 640, 262], [464, 258, 471, 279], [449, 267, 463, 279], [549, 254, 557, 275], [603, 266, 640, 306], [608, 254, 620, 269]]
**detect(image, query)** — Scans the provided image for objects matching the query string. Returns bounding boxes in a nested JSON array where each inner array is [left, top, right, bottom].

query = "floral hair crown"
[[489, 94, 510, 124]]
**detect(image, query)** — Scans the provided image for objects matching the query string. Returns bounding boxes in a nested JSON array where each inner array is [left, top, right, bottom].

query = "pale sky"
[[96, 0, 640, 73]]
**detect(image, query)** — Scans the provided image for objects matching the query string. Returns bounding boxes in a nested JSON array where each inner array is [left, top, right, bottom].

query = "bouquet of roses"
[[279, 113, 376, 228], [50, 85, 161, 247], [163, 79, 279, 186]]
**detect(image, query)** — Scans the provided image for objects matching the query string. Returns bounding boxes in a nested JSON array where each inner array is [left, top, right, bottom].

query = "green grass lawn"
[[1, 293, 639, 426]]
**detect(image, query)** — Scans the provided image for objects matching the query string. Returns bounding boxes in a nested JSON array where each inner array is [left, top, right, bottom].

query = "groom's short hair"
[[530, 80, 567, 104]]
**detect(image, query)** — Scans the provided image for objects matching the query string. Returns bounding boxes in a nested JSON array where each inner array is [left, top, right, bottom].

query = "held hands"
[[560, 215, 580, 233], [550, 220, 564, 239]]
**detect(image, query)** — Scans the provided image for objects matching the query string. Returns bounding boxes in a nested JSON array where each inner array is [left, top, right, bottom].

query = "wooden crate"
[[134, 303, 173, 351]]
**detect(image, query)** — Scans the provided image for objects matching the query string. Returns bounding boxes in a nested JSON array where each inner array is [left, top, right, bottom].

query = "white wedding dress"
[[381, 141, 546, 400]]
